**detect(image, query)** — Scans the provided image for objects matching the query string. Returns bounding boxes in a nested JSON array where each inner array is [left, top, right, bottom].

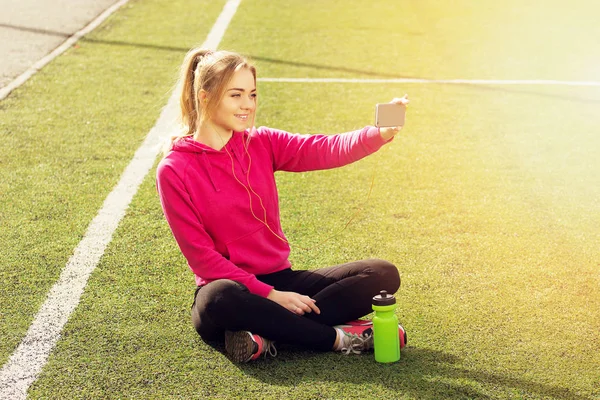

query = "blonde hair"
[[165, 48, 257, 153]]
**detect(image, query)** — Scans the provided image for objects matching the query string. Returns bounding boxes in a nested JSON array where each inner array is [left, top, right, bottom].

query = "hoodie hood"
[[171, 130, 251, 154], [170, 131, 251, 192]]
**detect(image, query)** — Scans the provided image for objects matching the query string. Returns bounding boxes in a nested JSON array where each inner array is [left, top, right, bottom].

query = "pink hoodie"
[[156, 126, 390, 297]]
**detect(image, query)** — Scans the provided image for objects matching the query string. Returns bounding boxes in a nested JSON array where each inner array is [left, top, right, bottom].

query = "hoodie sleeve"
[[156, 160, 274, 297], [260, 126, 392, 172]]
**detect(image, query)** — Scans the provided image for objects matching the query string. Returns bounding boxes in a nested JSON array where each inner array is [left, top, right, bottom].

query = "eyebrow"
[[228, 88, 257, 92]]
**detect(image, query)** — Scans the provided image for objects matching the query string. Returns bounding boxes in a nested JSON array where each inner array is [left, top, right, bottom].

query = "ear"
[[198, 90, 209, 105]]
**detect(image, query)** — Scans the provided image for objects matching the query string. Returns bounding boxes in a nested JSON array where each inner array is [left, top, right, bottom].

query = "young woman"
[[157, 48, 409, 362]]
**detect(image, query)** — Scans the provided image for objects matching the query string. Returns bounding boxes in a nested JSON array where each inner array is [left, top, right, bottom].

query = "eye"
[[251, 93, 257, 98], [231, 94, 241, 98]]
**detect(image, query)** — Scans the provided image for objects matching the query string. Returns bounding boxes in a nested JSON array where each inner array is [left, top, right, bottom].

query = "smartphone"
[[375, 103, 406, 128]]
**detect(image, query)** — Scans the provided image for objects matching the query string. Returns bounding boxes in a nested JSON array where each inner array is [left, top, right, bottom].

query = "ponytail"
[[180, 48, 213, 137]]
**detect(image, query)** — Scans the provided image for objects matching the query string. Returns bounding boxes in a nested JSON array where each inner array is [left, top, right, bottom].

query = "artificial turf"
[[1, 0, 599, 398]]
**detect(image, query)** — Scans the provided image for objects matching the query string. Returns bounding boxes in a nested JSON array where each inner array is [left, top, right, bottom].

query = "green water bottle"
[[372, 290, 400, 363]]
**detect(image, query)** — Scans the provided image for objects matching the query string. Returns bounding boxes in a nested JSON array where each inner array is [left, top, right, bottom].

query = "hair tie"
[[194, 50, 214, 71]]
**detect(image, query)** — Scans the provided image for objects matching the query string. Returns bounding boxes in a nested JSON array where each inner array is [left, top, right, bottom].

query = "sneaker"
[[334, 320, 407, 355], [224, 330, 277, 362]]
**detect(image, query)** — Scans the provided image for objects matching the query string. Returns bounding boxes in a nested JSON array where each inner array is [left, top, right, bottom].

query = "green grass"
[[0, 0, 227, 368], [1, 0, 599, 399], [228, 0, 600, 81]]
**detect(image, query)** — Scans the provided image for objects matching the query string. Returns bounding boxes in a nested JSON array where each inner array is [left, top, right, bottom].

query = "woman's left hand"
[[379, 94, 409, 141], [267, 289, 321, 316]]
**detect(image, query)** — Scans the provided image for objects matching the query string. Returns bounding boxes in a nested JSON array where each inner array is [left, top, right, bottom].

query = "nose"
[[241, 95, 255, 110]]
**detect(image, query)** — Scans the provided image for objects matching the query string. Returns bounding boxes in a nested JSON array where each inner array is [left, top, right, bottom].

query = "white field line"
[[0, 0, 131, 101], [0, 0, 242, 398], [258, 77, 600, 86]]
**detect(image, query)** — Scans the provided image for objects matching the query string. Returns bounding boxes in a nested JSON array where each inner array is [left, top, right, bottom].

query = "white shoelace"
[[263, 340, 278, 358], [341, 331, 373, 355]]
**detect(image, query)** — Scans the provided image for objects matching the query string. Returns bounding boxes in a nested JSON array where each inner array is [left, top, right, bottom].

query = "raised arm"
[[263, 126, 386, 172], [263, 95, 409, 172]]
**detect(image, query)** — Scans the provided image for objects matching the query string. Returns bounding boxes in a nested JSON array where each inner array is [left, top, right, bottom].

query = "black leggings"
[[191, 259, 400, 351]]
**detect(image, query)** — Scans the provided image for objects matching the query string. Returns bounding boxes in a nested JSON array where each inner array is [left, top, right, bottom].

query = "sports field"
[[1, 0, 600, 398]]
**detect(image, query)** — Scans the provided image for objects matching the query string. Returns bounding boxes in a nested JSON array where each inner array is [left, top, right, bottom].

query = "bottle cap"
[[372, 290, 396, 306]]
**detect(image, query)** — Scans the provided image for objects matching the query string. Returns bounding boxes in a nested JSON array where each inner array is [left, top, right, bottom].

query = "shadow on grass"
[[3, 23, 600, 105], [232, 346, 593, 400], [0, 23, 191, 53]]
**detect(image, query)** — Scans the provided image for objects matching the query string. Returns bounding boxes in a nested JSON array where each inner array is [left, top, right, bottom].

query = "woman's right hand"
[[267, 289, 321, 316], [379, 94, 410, 141]]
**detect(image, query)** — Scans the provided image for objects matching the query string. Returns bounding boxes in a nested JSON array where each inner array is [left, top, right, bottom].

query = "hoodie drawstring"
[[228, 139, 248, 174], [199, 152, 220, 192], [189, 133, 250, 193]]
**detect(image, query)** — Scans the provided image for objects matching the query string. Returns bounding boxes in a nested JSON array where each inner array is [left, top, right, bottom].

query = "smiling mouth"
[[235, 114, 249, 121]]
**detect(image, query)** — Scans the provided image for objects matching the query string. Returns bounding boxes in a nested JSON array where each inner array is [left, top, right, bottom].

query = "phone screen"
[[375, 103, 406, 127]]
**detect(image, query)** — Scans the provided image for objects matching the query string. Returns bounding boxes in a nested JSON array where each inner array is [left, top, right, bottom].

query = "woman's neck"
[[194, 121, 233, 151]]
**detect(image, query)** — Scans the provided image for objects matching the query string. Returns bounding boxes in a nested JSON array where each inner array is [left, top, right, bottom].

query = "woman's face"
[[209, 67, 256, 135]]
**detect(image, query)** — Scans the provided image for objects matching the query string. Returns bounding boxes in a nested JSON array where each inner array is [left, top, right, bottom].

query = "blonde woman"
[[157, 48, 408, 362]]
